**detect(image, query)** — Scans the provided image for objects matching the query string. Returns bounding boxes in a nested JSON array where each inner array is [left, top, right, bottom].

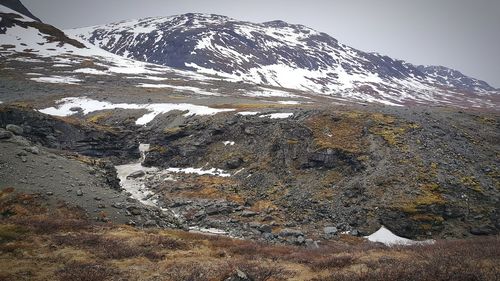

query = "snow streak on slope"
[[70, 13, 499, 108]]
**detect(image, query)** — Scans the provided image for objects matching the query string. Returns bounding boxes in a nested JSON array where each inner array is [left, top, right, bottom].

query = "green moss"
[[401, 183, 445, 214], [149, 145, 168, 154], [0, 225, 28, 243], [163, 127, 183, 135], [460, 176, 483, 193]]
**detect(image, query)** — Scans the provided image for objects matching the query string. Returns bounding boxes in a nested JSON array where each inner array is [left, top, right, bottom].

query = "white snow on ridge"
[[365, 226, 434, 246], [30, 76, 81, 85], [222, 141, 235, 146], [39, 97, 234, 125]]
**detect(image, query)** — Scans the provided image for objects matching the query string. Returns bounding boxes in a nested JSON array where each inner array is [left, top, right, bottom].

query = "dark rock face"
[[0, 106, 139, 162], [139, 107, 499, 240]]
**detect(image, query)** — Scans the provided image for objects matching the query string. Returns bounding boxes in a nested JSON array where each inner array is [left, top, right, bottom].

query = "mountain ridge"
[[68, 12, 498, 108]]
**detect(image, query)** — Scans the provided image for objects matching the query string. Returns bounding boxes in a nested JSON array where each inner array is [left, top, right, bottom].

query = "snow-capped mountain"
[[68, 13, 499, 107]]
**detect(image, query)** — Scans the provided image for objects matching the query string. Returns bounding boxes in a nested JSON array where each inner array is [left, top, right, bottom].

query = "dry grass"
[[306, 113, 365, 153], [1, 189, 499, 281]]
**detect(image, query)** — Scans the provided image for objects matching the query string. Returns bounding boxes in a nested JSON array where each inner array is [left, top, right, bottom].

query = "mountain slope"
[[0, 0, 41, 21], [69, 13, 499, 108]]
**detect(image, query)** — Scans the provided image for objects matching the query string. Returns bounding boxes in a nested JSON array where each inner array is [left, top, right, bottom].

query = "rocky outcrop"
[[0, 106, 139, 163]]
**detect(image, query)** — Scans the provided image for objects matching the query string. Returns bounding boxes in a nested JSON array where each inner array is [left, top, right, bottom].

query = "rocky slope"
[[1, 1, 499, 245], [69, 13, 499, 108]]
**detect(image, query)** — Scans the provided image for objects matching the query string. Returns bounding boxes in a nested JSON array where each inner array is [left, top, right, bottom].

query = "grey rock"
[[127, 170, 146, 179], [144, 220, 157, 227], [6, 124, 23, 135], [24, 146, 40, 155], [279, 228, 303, 237], [0, 129, 13, 139], [470, 226, 496, 236], [259, 224, 272, 233], [241, 210, 258, 217], [225, 158, 243, 169], [127, 206, 142, 216], [76, 189, 83, 196], [324, 226, 338, 236], [305, 238, 319, 249]]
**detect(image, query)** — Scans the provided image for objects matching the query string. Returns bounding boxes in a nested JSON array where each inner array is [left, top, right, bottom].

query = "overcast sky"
[[22, 0, 500, 88]]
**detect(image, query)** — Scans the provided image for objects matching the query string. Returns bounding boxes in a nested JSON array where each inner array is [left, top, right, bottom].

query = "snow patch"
[[222, 141, 235, 146], [365, 226, 434, 246], [74, 68, 111, 75], [261, 113, 294, 119], [166, 167, 231, 177], [39, 97, 234, 125], [30, 76, 81, 85]]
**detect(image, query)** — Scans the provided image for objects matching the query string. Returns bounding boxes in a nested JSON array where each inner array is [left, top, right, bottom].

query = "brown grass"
[[1, 189, 499, 281]]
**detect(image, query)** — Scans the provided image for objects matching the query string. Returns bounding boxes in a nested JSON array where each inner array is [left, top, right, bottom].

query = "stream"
[[115, 144, 230, 236]]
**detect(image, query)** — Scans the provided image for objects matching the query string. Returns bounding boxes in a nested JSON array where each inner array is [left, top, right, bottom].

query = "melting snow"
[[137, 83, 221, 96], [30, 76, 81, 85], [166, 167, 231, 177], [365, 226, 434, 246], [222, 141, 235, 146], [237, 111, 260, 116], [261, 113, 294, 119], [39, 97, 234, 125], [74, 68, 111, 75], [278, 101, 300, 105]]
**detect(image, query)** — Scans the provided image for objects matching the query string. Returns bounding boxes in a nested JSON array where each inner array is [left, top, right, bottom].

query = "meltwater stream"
[[115, 144, 230, 236]]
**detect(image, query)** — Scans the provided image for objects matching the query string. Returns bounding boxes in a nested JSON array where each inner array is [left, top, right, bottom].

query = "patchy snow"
[[137, 83, 221, 96], [237, 111, 260, 116], [365, 226, 434, 246], [30, 76, 81, 85], [128, 75, 168, 81], [166, 167, 231, 177], [261, 112, 294, 119], [189, 226, 228, 236], [244, 87, 301, 98], [52, 64, 71, 67], [222, 141, 235, 146], [277, 101, 301, 105], [25, 73, 43, 76], [74, 68, 111, 75], [38, 97, 234, 125]]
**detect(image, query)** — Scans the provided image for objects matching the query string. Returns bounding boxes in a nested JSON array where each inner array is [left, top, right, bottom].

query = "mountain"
[[69, 13, 499, 108], [0, 0, 41, 21]]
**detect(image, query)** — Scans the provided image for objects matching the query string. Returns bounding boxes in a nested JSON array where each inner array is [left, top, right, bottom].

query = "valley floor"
[[1, 188, 499, 281]]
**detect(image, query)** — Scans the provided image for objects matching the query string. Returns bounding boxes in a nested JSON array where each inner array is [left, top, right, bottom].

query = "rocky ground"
[[0, 121, 181, 229], [0, 100, 498, 245]]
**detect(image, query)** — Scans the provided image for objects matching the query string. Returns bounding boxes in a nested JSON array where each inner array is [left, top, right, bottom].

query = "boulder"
[[225, 157, 243, 169], [278, 228, 303, 237], [324, 226, 338, 235], [0, 129, 13, 139], [127, 170, 146, 179], [241, 210, 258, 217], [24, 146, 40, 155], [6, 124, 23, 135]]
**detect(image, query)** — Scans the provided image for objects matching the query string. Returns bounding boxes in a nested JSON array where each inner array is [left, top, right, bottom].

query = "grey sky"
[[21, 0, 500, 88]]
